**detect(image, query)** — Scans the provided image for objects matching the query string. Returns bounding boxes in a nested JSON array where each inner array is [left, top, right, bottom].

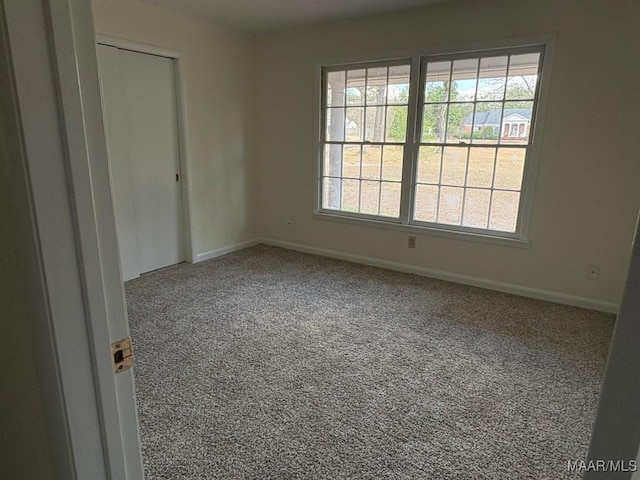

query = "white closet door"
[[97, 45, 141, 281], [119, 49, 183, 274], [98, 46, 184, 280]]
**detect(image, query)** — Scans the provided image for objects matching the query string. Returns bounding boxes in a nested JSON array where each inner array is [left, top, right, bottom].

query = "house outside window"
[[318, 44, 547, 241]]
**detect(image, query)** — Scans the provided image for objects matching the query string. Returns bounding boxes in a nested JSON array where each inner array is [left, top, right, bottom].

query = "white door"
[[97, 45, 184, 280]]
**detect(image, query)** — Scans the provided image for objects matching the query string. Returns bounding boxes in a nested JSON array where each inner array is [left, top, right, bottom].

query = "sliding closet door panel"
[[119, 50, 184, 273], [97, 45, 141, 281]]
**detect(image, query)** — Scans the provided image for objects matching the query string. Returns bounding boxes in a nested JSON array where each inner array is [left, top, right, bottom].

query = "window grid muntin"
[[457, 58, 482, 220], [322, 58, 412, 142], [319, 45, 545, 237], [413, 145, 530, 233], [412, 46, 543, 233], [322, 60, 411, 218], [420, 47, 542, 145]]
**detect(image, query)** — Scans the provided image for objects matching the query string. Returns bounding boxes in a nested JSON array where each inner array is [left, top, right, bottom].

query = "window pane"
[[345, 107, 364, 142], [506, 53, 540, 100], [320, 50, 542, 231], [323, 144, 343, 178], [362, 145, 382, 180], [441, 147, 467, 186], [425, 61, 451, 103], [346, 69, 365, 105], [414, 184, 439, 222], [381, 145, 403, 181], [438, 186, 464, 225], [477, 56, 507, 101], [462, 188, 491, 228], [466, 147, 495, 188], [327, 71, 346, 107], [451, 58, 479, 102], [422, 103, 448, 143], [469, 102, 502, 144], [417, 146, 442, 184], [447, 103, 474, 142], [494, 148, 525, 190], [500, 101, 533, 145], [322, 177, 342, 210], [320, 64, 409, 221], [387, 65, 410, 104], [365, 106, 385, 142], [366, 67, 388, 105], [489, 190, 520, 232], [360, 180, 381, 215], [380, 182, 401, 217], [341, 179, 360, 212], [326, 107, 345, 141], [386, 106, 407, 142], [342, 145, 361, 178]]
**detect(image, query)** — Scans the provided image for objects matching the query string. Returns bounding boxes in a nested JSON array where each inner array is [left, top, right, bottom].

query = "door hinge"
[[176, 173, 179, 182], [112, 337, 134, 373]]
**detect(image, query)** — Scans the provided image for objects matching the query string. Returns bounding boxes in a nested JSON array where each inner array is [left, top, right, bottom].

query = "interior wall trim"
[[194, 239, 261, 263], [260, 238, 619, 314]]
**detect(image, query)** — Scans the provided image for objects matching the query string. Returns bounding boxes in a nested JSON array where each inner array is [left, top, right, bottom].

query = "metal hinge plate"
[[112, 337, 134, 373]]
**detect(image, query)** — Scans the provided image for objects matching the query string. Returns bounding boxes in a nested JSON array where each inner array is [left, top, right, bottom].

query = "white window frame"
[[319, 58, 415, 223], [314, 37, 555, 246]]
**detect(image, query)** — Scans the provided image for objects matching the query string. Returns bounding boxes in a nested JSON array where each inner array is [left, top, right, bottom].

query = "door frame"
[[97, 34, 195, 265], [1, 0, 144, 478]]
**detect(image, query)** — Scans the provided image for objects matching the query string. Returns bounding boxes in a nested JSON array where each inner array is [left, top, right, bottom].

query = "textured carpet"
[[125, 245, 614, 479]]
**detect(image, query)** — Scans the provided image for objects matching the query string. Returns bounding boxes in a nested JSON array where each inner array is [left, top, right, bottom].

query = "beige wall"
[[93, 0, 258, 257], [252, 0, 640, 306]]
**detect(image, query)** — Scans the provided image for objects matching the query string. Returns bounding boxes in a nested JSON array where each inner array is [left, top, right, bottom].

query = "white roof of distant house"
[[463, 108, 532, 127]]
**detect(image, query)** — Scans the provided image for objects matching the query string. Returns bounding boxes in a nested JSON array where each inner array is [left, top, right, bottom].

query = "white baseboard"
[[193, 239, 260, 263], [260, 238, 619, 314]]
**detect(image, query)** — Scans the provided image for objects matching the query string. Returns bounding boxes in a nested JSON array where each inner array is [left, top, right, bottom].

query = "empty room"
[[1, 0, 639, 479]]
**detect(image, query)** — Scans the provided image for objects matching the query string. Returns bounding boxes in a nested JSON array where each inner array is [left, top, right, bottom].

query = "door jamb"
[[2, 0, 145, 478]]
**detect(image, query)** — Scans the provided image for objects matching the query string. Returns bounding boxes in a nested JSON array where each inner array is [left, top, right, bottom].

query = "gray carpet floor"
[[125, 245, 615, 479]]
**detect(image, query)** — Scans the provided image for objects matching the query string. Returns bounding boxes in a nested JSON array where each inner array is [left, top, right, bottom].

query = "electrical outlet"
[[408, 236, 416, 248], [587, 265, 600, 280]]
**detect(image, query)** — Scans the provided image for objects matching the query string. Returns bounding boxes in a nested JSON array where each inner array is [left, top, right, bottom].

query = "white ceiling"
[[143, 0, 448, 33]]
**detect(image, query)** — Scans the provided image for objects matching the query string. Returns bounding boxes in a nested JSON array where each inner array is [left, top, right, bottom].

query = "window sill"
[[312, 211, 531, 249]]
